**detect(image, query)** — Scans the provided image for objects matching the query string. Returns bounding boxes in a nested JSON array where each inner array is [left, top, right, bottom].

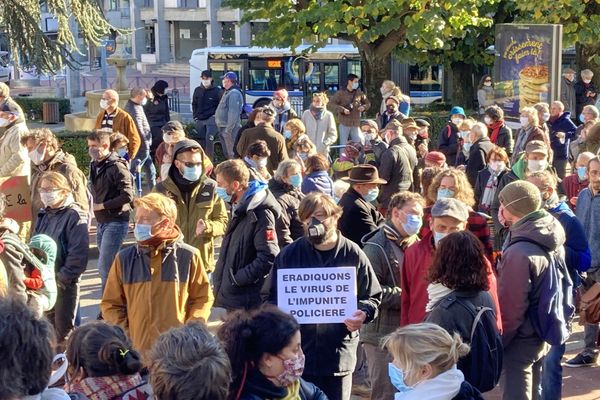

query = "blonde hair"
[[285, 119, 306, 136], [458, 118, 476, 132], [298, 192, 342, 222], [134, 193, 178, 222], [38, 171, 71, 193], [312, 92, 329, 106], [293, 134, 315, 153], [383, 323, 470, 380], [520, 106, 539, 127], [427, 168, 475, 207]]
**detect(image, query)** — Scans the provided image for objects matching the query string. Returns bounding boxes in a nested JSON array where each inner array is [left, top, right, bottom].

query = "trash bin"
[[42, 102, 60, 124]]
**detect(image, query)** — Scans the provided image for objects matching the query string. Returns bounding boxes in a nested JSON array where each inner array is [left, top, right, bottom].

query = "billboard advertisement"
[[493, 24, 563, 123]]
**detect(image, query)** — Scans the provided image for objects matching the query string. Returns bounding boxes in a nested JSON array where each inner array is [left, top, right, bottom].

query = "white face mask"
[[40, 191, 62, 208], [451, 118, 463, 126], [99, 99, 109, 110], [141, 97, 148, 106], [257, 157, 268, 168], [584, 79, 592, 84], [527, 159, 547, 173], [201, 79, 212, 87], [0, 118, 9, 127], [520, 116, 530, 127], [490, 160, 505, 172], [163, 134, 178, 144], [29, 149, 45, 165], [543, 112, 550, 122], [484, 81, 492, 87], [484, 116, 492, 125]]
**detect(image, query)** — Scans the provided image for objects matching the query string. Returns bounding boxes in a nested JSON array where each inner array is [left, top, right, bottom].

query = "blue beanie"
[[449, 106, 466, 118]]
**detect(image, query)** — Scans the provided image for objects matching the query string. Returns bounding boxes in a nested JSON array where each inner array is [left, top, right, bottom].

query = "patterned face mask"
[[275, 353, 305, 387]]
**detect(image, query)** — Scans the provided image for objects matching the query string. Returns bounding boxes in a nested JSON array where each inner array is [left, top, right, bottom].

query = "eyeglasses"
[[484, 79, 492, 82]]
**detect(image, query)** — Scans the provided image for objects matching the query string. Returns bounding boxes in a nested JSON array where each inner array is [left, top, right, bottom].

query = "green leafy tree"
[[396, 0, 515, 108], [517, 1, 600, 84], [0, 0, 115, 74], [224, 0, 495, 107]]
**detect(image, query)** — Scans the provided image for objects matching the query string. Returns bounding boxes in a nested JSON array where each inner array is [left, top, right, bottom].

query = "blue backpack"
[[510, 238, 575, 346]]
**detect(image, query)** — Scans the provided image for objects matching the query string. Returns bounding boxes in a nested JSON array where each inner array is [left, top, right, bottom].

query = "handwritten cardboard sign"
[[0, 176, 32, 223], [277, 267, 357, 324]]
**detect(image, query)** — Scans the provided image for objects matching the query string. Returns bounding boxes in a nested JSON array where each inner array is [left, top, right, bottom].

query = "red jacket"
[[400, 231, 503, 331], [561, 174, 588, 211]]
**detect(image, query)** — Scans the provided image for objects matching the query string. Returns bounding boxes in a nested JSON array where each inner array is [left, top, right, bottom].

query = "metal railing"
[[167, 89, 180, 112]]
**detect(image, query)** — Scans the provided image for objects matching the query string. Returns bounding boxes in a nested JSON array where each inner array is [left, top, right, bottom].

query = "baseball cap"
[[415, 118, 430, 128], [161, 121, 185, 134], [221, 71, 238, 82], [431, 198, 469, 222], [525, 140, 548, 156]]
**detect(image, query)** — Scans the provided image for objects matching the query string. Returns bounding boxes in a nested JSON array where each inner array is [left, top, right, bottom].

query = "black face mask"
[[306, 217, 327, 245]]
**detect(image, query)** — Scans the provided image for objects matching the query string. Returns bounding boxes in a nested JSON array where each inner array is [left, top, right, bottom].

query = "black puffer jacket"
[[144, 92, 170, 127], [89, 153, 134, 223], [34, 203, 89, 285], [192, 84, 222, 121], [213, 185, 284, 310], [266, 236, 382, 376], [268, 178, 305, 241], [240, 371, 328, 400]]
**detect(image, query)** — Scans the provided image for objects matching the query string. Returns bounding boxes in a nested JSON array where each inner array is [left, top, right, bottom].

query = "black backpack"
[[454, 297, 503, 393]]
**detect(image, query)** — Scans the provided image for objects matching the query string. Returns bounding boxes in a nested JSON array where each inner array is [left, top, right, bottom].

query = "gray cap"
[[431, 198, 469, 222], [161, 120, 185, 134]]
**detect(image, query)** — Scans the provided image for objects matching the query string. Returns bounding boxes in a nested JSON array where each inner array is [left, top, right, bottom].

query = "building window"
[[177, 0, 198, 7], [221, 22, 236, 46], [250, 22, 268, 41], [145, 24, 156, 54], [108, 0, 119, 11], [142, 0, 153, 7]]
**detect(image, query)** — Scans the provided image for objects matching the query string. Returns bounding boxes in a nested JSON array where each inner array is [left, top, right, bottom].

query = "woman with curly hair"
[[421, 168, 493, 260], [425, 231, 502, 392]]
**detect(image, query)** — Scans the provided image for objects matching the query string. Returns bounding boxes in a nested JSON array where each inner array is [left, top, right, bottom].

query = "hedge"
[[14, 97, 71, 122], [56, 131, 91, 175]]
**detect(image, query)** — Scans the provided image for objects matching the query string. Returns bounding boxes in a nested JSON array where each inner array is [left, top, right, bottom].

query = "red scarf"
[[488, 120, 504, 144]]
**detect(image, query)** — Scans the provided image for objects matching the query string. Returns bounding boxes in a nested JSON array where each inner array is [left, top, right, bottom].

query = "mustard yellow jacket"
[[101, 237, 213, 357], [154, 175, 228, 272]]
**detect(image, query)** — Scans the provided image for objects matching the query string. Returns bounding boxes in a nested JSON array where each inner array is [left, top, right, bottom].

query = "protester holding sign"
[[266, 192, 382, 400]]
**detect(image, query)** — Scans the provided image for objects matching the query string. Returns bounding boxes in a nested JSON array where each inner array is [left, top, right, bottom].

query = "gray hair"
[[471, 122, 488, 139], [274, 159, 301, 181], [583, 105, 600, 119]]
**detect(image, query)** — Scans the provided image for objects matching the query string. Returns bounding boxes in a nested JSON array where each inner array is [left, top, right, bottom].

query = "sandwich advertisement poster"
[[493, 24, 563, 122]]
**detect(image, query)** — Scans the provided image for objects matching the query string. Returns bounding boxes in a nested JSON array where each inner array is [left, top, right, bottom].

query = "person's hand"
[[196, 219, 206, 236], [417, 143, 427, 157], [344, 310, 367, 332], [570, 196, 578, 206], [556, 131, 566, 139], [358, 106, 365, 112], [342, 108, 351, 115], [93, 203, 105, 211]]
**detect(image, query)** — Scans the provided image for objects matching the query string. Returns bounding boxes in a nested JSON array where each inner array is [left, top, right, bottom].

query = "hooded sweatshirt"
[[497, 210, 566, 347], [394, 366, 466, 400]]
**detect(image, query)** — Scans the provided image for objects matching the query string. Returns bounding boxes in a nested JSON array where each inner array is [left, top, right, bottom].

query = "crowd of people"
[[0, 65, 599, 400]]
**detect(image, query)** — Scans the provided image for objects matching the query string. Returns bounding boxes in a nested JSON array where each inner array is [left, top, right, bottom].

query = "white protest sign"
[[277, 267, 357, 324]]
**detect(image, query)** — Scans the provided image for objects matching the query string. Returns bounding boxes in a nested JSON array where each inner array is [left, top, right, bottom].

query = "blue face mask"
[[363, 188, 379, 203], [388, 363, 414, 393], [216, 186, 232, 203], [577, 166, 587, 181], [437, 188, 455, 199], [284, 130, 292, 139], [117, 147, 128, 158], [182, 165, 202, 182], [463, 142, 473, 153], [352, 82, 359, 90], [134, 223, 154, 242], [434, 231, 447, 245], [289, 174, 302, 188], [580, 113, 586, 123], [401, 213, 423, 236]]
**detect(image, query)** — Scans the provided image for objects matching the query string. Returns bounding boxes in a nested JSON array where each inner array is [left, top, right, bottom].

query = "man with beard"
[[266, 192, 382, 400]]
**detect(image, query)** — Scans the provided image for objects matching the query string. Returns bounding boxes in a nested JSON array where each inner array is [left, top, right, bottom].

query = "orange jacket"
[[95, 107, 141, 158], [101, 237, 213, 358]]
